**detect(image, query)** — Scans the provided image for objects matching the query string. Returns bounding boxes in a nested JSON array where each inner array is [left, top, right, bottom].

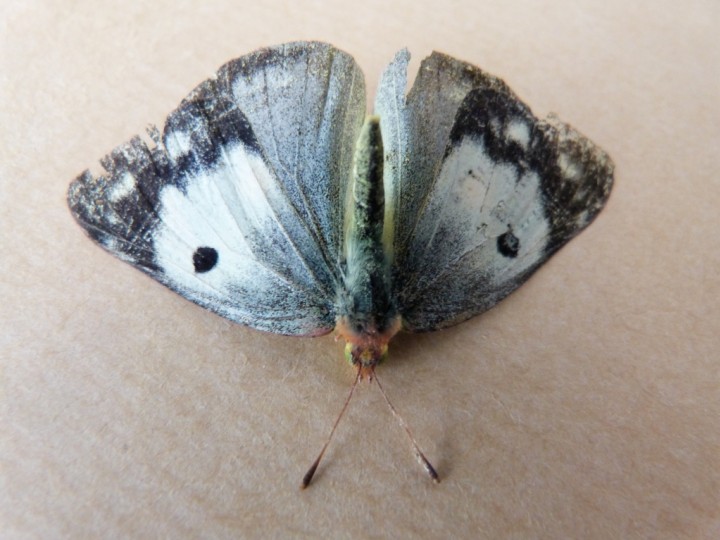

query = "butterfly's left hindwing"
[[377, 52, 614, 332], [68, 42, 366, 336]]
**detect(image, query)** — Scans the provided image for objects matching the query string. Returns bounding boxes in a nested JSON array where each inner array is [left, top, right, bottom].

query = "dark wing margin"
[[376, 51, 614, 332], [68, 133, 169, 274], [68, 42, 366, 336], [67, 83, 261, 274]]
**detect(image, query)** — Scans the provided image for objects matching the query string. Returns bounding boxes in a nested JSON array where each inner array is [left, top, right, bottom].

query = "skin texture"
[[2, 1, 719, 539]]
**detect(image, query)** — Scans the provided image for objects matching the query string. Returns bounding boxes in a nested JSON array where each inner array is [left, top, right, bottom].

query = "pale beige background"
[[2, 1, 719, 538]]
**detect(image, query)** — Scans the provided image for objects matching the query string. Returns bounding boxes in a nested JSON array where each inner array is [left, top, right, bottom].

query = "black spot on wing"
[[497, 230, 520, 258], [193, 247, 218, 273]]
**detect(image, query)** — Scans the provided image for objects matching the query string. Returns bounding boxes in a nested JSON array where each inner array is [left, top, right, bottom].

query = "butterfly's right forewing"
[[68, 42, 367, 336]]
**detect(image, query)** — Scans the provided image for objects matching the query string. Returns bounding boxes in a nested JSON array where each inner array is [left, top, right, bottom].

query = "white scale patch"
[[108, 172, 136, 202], [164, 130, 193, 160], [153, 142, 307, 318], [558, 153, 581, 181], [506, 119, 531, 148], [411, 137, 549, 286]]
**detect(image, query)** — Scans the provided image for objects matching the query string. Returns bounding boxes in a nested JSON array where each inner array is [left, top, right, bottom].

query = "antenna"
[[374, 371, 440, 483], [301, 370, 361, 489], [301, 368, 439, 488]]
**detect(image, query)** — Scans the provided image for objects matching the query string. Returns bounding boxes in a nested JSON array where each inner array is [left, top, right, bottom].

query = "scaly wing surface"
[[68, 42, 366, 335], [376, 51, 613, 331]]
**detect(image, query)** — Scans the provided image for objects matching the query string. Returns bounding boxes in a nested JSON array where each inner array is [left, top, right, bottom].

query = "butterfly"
[[67, 41, 614, 487]]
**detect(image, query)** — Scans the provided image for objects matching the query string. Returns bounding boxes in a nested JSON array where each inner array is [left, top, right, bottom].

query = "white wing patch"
[[442, 138, 548, 284], [109, 172, 136, 203], [505, 119, 531, 149], [403, 137, 548, 301], [152, 142, 331, 327], [154, 143, 270, 290], [164, 130, 193, 159]]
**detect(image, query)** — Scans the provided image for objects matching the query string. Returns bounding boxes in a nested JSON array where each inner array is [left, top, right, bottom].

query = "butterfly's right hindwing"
[[68, 42, 367, 336]]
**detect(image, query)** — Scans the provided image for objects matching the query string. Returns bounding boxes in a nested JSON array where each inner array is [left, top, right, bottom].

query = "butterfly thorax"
[[336, 116, 400, 376]]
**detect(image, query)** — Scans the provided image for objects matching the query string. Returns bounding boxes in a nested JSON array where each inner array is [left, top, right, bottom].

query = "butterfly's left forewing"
[[68, 42, 366, 336], [377, 51, 614, 332]]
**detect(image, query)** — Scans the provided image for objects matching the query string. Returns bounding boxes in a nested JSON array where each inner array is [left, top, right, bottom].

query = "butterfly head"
[[344, 342, 386, 379], [336, 316, 401, 380]]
